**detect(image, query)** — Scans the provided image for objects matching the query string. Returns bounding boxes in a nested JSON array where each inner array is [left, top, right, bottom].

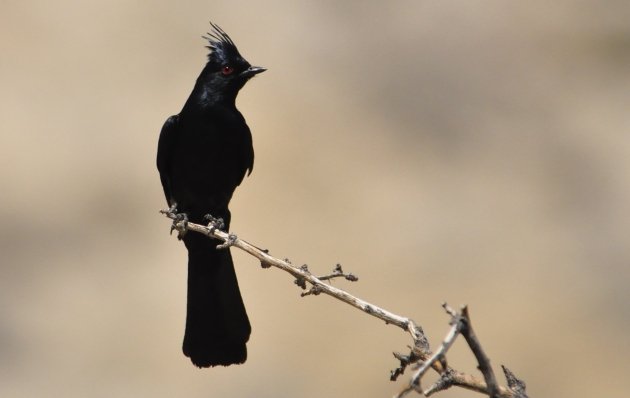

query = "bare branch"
[[160, 209, 526, 397], [403, 305, 515, 398], [460, 306, 500, 398]]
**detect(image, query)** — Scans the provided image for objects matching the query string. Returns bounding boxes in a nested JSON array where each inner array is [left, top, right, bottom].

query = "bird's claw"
[[204, 214, 225, 233], [161, 205, 188, 239], [172, 212, 189, 240], [159, 203, 179, 218]]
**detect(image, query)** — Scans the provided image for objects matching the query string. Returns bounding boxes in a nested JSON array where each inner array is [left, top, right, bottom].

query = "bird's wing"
[[244, 123, 254, 178], [157, 114, 180, 206], [234, 122, 254, 187]]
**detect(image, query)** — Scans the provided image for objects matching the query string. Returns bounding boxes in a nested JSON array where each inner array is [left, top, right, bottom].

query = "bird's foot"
[[159, 203, 179, 218], [204, 214, 225, 233], [160, 204, 188, 239], [173, 212, 189, 240]]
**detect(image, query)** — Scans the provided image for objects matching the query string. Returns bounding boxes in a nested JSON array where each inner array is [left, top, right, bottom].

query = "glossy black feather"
[[157, 22, 264, 367]]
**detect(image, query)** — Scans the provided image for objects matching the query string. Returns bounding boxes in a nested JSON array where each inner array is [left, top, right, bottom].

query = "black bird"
[[157, 23, 265, 367]]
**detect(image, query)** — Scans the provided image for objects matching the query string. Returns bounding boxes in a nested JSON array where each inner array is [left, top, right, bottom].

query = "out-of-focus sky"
[[1, 1, 629, 397]]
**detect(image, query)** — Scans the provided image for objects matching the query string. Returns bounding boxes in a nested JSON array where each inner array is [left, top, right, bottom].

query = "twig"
[[316, 263, 359, 283], [162, 209, 425, 342], [395, 304, 516, 398], [460, 306, 500, 398], [395, 308, 464, 397]]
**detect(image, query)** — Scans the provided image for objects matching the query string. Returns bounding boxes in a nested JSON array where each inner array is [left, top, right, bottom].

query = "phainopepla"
[[157, 22, 265, 367]]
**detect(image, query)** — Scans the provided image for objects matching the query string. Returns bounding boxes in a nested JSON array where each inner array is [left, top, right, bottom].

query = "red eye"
[[222, 65, 234, 75]]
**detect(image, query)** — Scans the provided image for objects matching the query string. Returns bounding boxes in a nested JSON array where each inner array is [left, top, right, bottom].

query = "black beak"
[[240, 66, 266, 78]]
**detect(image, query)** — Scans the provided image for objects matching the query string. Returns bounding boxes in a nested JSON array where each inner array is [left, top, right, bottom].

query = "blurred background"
[[1, 1, 629, 397]]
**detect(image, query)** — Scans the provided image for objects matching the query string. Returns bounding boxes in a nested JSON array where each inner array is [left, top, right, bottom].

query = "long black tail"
[[182, 232, 251, 367]]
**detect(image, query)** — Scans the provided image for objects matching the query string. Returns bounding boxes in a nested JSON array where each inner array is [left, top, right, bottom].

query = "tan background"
[[1, 1, 629, 397]]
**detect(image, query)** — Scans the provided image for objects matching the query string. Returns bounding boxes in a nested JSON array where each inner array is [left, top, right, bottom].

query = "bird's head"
[[197, 23, 265, 105]]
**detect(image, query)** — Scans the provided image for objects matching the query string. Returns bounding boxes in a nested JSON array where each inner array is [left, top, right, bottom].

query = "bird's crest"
[[202, 22, 241, 64]]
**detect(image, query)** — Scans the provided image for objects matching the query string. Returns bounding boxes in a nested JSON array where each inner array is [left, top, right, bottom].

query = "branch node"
[[301, 284, 322, 297], [259, 249, 272, 268], [424, 368, 456, 396], [502, 365, 528, 398], [216, 233, 237, 250], [390, 350, 420, 381], [294, 278, 306, 290], [293, 264, 309, 289], [409, 321, 431, 355]]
